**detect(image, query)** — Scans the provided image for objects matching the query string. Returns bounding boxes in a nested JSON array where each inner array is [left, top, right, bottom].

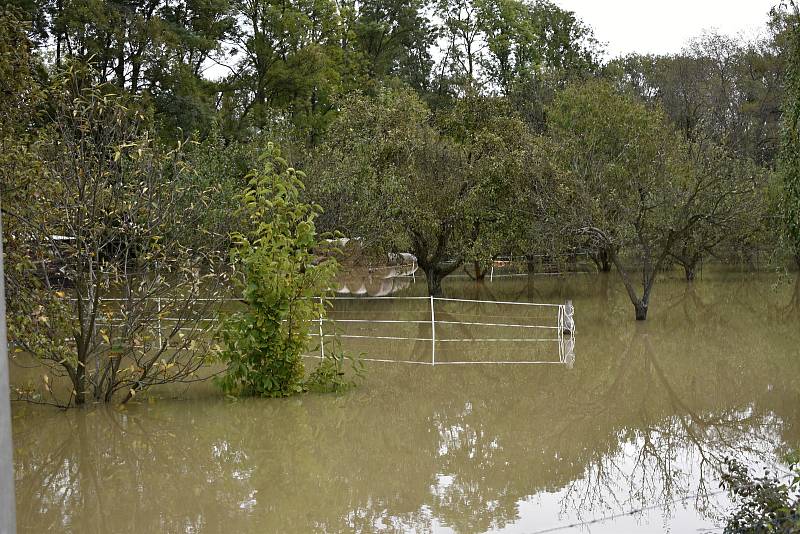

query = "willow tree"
[[548, 81, 747, 320]]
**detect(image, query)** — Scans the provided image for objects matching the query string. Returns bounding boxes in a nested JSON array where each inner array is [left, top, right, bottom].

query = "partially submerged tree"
[[668, 143, 767, 280], [309, 88, 468, 295], [548, 81, 752, 319], [217, 144, 353, 397], [6, 67, 228, 406], [309, 87, 536, 295]]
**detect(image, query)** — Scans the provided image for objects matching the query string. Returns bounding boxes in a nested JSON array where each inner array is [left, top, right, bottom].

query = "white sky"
[[552, 0, 778, 58]]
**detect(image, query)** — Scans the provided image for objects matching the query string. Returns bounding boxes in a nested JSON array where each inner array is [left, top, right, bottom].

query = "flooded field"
[[10, 270, 800, 533]]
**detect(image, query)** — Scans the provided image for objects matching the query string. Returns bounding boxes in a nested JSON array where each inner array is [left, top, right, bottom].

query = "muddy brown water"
[[10, 270, 800, 533]]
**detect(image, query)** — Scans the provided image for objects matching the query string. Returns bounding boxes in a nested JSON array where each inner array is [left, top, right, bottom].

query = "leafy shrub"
[[305, 339, 364, 393], [721, 456, 800, 533], [217, 143, 357, 397]]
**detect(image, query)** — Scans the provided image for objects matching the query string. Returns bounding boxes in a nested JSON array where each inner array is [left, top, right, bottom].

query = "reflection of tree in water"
[[784, 275, 800, 317], [14, 405, 264, 533], [12, 273, 800, 533], [560, 330, 784, 524]]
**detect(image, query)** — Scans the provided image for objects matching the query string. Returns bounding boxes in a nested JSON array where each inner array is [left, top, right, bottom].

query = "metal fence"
[[308, 296, 576, 367], [70, 294, 576, 367]]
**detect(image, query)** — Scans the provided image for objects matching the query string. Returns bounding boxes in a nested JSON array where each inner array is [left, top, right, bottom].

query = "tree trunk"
[[131, 56, 141, 93], [591, 248, 612, 272], [600, 253, 611, 272], [74, 365, 86, 405], [411, 226, 460, 297], [608, 246, 655, 321], [115, 35, 125, 89], [634, 299, 648, 321], [474, 261, 485, 282], [420, 260, 461, 296], [425, 267, 444, 297], [684, 262, 697, 282], [569, 252, 578, 272], [525, 254, 536, 274]]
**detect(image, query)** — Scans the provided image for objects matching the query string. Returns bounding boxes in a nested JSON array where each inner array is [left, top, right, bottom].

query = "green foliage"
[[181, 127, 265, 249], [433, 0, 600, 100], [310, 87, 543, 295], [305, 340, 365, 393], [777, 2, 800, 266], [478, 0, 601, 93], [606, 31, 784, 166], [217, 143, 342, 397], [547, 79, 680, 253], [39, 0, 236, 139], [547, 80, 757, 319], [17, 0, 605, 144], [721, 457, 800, 533], [4, 64, 230, 406], [350, 0, 437, 93], [224, 0, 352, 143], [668, 143, 768, 278]]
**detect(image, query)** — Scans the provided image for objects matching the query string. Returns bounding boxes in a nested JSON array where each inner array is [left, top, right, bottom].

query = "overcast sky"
[[552, 0, 778, 58]]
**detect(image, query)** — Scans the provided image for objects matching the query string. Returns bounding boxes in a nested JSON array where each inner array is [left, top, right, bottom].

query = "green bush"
[[217, 143, 351, 397], [721, 456, 800, 533]]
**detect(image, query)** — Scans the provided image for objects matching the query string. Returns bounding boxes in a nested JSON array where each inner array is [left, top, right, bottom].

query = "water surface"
[[11, 270, 800, 532]]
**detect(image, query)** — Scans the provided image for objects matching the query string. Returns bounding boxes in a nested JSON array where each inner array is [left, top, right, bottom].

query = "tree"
[[776, 0, 800, 267], [224, 0, 351, 143], [216, 143, 344, 397], [548, 81, 747, 320], [309, 87, 534, 295], [437, 91, 556, 281], [348, 0, 437, 93], [606, 31, 784, 166], [22, 0, 235, 139], [309, 88, 467, 295], [479, 0, 600, 95], [432, 0, 600, 103], [434, 0, 485, 91], [181, 126, 265, 249], [6, 67, 228, 406], [668, 143, 767, 281]]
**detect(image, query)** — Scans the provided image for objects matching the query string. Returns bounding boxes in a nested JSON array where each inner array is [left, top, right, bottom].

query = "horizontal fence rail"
[[308, 295, 576, 367], [60, 294, 576, 368]]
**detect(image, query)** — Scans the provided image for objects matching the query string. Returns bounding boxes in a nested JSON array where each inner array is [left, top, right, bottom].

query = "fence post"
[[318, 297, 325, 359], [558, 305, 563, 345], [0, 212, 16, 534], [430, 295, 436, 366], [564, 300, 574, 336], [558, 315, 564, 364]]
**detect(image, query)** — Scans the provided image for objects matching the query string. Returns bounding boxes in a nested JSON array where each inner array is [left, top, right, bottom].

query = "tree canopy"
[[2, 0, 798, 340]]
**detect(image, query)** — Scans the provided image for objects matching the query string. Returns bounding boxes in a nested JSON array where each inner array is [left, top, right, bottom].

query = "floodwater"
[[10, 270, 800, 533]]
